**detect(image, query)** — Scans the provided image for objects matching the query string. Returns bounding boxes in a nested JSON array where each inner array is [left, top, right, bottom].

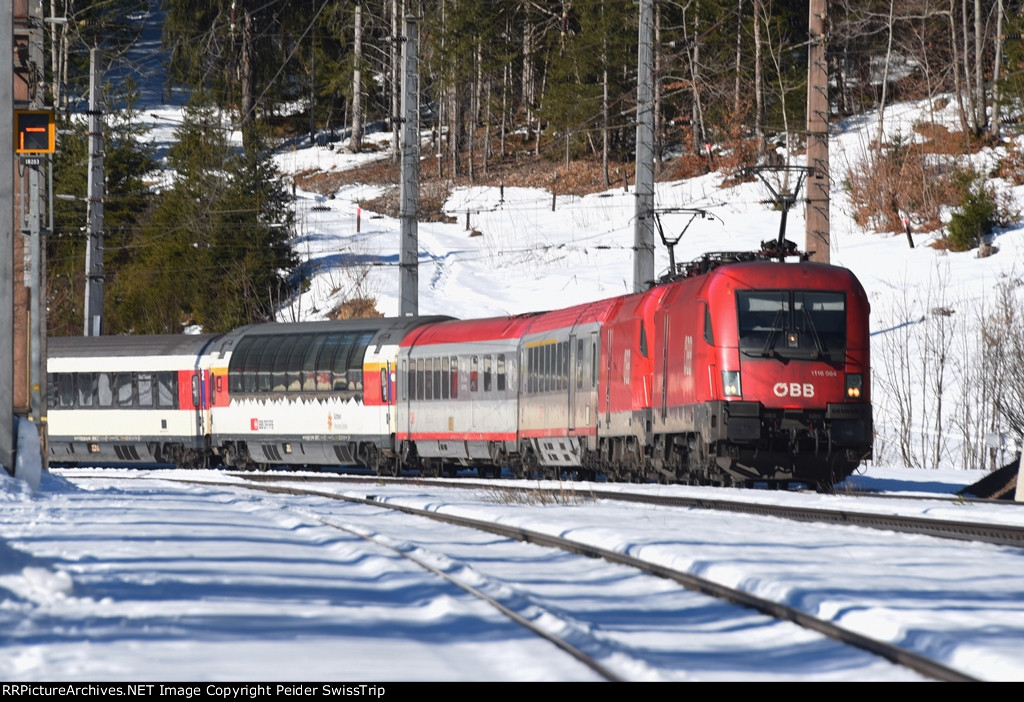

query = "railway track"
[[290, 504, 626, 681], [138, 472, 978, 681], [228, 471, 1024, 550]]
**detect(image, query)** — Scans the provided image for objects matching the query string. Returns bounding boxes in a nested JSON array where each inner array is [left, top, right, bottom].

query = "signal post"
[[3, 0, 49, 476]]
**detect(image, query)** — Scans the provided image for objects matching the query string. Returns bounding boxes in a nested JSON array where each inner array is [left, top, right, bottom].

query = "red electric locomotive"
[[649, 257, 872, 486]]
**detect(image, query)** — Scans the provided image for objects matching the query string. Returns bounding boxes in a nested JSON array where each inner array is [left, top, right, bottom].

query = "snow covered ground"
[[4, 10, 1024, 680], [2, 464, 1023, 682]]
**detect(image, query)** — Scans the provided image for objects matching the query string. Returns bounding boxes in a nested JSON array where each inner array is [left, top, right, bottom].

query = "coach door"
[[568, 335, 577, 431], [569, 331, 599, 448]]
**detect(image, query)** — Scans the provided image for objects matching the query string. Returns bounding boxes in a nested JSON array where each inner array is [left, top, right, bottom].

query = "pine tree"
[[107, 95, 297, 333]]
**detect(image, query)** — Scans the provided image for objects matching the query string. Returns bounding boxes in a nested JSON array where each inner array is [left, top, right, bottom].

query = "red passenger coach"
[[396, 314, 539, 476]]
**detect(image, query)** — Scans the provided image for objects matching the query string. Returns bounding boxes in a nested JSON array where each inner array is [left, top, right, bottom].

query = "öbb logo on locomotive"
[[46, 255, 872, 489], [774, 383, 816, 398]]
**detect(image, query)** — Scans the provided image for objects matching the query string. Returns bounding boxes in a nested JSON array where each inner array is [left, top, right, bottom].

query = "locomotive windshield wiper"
[[760, 308, 786, 357], [801, 307, 827, 359]]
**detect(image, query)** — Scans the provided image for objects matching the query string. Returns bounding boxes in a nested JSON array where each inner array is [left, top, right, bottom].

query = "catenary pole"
[[83, 46, 104, 336], [805, 0, 830, 262], [1, 3, 14, 474], [398, 16, 419, 317], [633, 0, 656, 292]]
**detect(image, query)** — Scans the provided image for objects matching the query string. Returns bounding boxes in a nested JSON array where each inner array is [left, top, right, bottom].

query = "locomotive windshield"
[[737, 290, 846, 360]]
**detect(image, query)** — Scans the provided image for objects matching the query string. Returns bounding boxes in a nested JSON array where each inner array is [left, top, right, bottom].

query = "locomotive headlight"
[[846, 373, 863, 399], [722, 370, 742, 398]]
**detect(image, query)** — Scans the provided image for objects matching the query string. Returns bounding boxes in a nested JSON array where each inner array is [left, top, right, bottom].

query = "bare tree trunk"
[[974, 0, 987, 132], [239, 8, 255, 146], [961, 0, 976, 133], [876, 0, 895, 146], [501, 62, 508, 159], [351, 2, 363, 153], [949, 1, 970, 134], [734, 0, 743, 116], [992, 0, 1004, 136], [602, 1, 610, 185], [686, 10, 706, 153], [754, 0, 764, 152], [522, 20, 535, 132]]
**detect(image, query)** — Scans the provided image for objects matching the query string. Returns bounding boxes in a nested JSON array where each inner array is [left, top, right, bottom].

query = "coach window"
[[269, 336, 292, 391], [242, 340, 261, 393], [415, 358, 424, 400], [57, 374, 74, 408], [440, 357, 450, 400], [348, 332, 372, 392], [97, 373, 113, 407], [432, 357, 442, 400], [115, 374, 134, 407], [497, 355, 506, 393], [525, 348, 533, 394], [470, 356, 479, 392], [240, 340, 260, 393], [560, 342, 569, 390], [228, 338, 253, 393], [298, 335, 322, 391], [76, 373, 94, 407], [256, 336, 283, 392], [157, 373, 176, 408], [315, 333, 345, 391], [576, 340, 585, 389], [138, 373, 154, 407], [283, 335, 311, 391], [483, 355, 492, 393], [450, 357, 459, 399]]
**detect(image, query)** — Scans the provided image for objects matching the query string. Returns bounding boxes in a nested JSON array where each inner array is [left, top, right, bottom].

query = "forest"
[[43, 0, 1024, 335]]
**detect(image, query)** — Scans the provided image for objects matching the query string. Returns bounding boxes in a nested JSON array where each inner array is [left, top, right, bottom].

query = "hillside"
[[268, 97, 1024, 477]]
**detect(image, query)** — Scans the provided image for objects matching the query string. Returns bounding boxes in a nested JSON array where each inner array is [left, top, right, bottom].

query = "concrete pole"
[[805, 0, 830, 262], [29, 0, 45, 432], [398, 16, 419, 317], [633, 0, 656, 292], [1, 4, 14, 474], [83, 47, 105, 336]]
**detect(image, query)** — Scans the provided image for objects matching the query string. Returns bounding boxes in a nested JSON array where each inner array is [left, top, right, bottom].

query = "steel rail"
[[231, 472, 1024, 550], [195, 476, 978, 682]]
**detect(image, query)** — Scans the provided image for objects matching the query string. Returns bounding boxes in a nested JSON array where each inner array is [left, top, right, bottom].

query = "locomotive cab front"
[[654, 261, 873, 488]]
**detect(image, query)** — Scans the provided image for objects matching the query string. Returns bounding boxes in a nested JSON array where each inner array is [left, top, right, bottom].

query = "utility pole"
[[2, 3, 14, 474], [398, 15, 419, 317], [350, 2, 363, 153], [27, 0, 46, 432], [634, 0, 656, 292], [805, 0, 830, 262], [83, 47, 104, 336]]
